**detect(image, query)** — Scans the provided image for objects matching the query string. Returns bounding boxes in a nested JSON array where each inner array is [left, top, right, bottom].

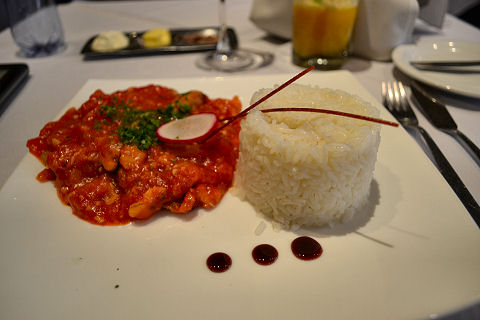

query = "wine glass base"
[[196, 48, 273, 72]]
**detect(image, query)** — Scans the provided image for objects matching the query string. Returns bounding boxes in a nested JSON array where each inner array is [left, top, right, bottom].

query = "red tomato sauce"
[[27, 85, 241, 225]]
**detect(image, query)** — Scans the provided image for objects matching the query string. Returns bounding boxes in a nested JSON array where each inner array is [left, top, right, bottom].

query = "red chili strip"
[[260, 107, 399, 127], [203, 66, 315, 141]]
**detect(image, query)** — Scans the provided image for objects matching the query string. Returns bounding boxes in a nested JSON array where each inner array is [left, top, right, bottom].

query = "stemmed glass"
[[196, 0, 271, 72]]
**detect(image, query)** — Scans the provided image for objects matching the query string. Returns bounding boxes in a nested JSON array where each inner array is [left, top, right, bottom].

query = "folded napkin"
[[352, 0, 419, 61], [249, 0, 419, 61], [418, 0, 448, 28]]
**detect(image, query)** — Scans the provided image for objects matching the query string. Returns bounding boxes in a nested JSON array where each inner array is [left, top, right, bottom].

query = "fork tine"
[[387, 81, 395, 110], [381, 81, 387, 106], [398, 81, 408, 111], [382, 80, 407, 118], [392, 81, 401, 112], [382, 81, 392, 110]]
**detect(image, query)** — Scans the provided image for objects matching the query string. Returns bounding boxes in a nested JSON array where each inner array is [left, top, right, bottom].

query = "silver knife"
[[410, 82, 480, 166], [410, 60, 480, 72], [410, 60, 480, 67]]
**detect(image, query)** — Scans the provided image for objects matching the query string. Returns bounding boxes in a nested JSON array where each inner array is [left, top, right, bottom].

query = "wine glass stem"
[[216, 0, 231, 56]]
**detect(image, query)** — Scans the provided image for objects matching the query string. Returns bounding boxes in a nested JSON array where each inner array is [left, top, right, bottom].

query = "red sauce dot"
[[291, 236, 323, 261], [206, 252, 232, 273], [252, 244, 278, 266]]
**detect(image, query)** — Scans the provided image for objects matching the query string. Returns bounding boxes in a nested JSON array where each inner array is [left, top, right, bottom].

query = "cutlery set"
[[382, 80, 480, 227], [410, 83, 480, 165]]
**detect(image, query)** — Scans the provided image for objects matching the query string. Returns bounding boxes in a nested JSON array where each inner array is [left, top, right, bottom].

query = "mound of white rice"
[[233, 84, 381, 229]]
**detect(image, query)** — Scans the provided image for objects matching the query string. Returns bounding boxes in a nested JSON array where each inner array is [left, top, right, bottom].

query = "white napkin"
[[352, 0, 419, 61], [418, 0, 448, 28]]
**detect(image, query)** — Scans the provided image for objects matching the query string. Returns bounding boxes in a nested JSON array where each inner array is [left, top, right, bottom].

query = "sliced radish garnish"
[[156, 113, 218, 144]]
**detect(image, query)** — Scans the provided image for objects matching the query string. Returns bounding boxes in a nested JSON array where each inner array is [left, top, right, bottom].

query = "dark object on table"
[[81, 27, 238, 59], [0, 64, 29, 117], [458, 3, 480, 28], [0, 0, 8, 32]]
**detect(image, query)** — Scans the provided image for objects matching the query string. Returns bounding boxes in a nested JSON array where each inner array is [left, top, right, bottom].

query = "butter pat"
[[142, 28, 172, 48], [91, 31, 129, 52]]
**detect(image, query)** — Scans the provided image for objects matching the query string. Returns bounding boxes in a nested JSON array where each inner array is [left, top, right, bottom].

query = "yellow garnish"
[[142, 28, 172, 48]]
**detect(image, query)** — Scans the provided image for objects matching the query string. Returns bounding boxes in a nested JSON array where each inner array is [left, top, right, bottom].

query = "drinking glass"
[[292, 0, 358, 70], [196, 0, 272, 72], [5, 0, 66, 58]]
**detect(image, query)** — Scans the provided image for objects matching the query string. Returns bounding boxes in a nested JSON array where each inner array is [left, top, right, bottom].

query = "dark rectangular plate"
[[81, 27, 238, 59]]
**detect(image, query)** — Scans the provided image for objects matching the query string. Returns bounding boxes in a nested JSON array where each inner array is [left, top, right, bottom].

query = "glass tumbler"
[[292, 0, 358, 70], [5, 0, 66, 58]]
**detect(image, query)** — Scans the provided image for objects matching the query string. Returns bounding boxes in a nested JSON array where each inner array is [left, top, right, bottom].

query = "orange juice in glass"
[[292, 0, 358, 69]]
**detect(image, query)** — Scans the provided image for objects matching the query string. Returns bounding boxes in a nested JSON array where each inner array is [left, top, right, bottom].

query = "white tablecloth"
[[0, 1, 479, 319]]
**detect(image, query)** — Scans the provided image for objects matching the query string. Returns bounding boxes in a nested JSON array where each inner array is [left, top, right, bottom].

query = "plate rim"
[[392, 40, 480, 98]]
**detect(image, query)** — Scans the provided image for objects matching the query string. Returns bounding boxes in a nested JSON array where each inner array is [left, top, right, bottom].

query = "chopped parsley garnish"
[[97, 99, 192, 150], [99, 104, 118, 120]]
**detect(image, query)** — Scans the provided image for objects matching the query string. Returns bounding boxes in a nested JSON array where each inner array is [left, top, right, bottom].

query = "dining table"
[[0, 1, 479, 319]]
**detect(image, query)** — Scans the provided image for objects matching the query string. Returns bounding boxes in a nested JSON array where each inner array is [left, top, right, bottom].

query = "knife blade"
[[410, 60, 480, 72], [410, 83, 480, 166], [410, 60, 480, 67]]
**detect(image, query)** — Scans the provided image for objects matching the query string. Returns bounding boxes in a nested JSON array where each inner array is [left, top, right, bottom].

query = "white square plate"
[[1, 71, 479, 320]]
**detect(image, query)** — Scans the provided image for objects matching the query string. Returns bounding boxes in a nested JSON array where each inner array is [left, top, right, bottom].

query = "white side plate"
[[392, 40, 480, 98]]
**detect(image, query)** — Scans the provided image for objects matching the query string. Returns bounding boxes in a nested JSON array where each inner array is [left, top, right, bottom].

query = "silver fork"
[[382, 80, 480, 227]]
